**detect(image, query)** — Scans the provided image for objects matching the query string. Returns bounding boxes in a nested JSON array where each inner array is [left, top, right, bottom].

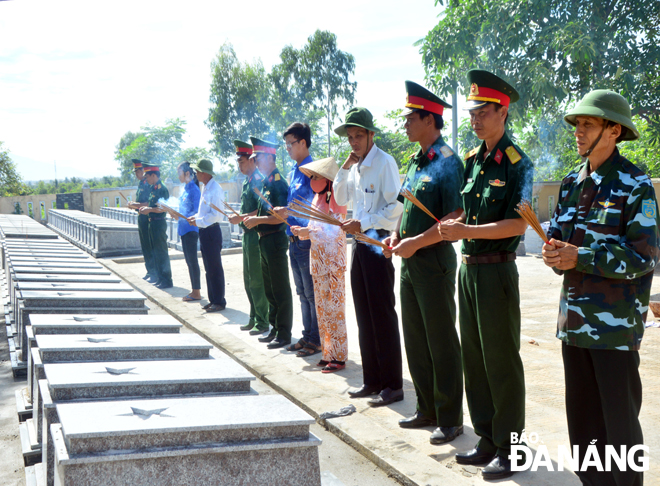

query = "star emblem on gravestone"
[[130, 407, 168, 419], [105, 367, 136, 375], [71, 317, 96, 322], [57, 292, 73, 296], [87, 337, 111, 343]]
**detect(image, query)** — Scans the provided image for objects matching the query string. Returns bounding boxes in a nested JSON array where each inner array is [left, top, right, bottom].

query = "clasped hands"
[[542, 238, 579, 271]]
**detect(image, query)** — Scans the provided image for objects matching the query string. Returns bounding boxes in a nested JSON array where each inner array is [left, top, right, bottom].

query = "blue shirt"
[[286, 155, 315, 235], [178, 180, 200, 236]]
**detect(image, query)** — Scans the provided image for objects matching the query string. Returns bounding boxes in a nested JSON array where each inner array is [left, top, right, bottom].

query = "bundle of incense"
[[157, 202, 186, 220], [354, 232, 392, 251], [252, 188, 290, 226], [400, 188, 439, 222], [288, 197, 343, 227], [221, 199, 241, 217], [201, 197, 230, 218], [118, 192, 129, 203], [515, 200, 550, 244]]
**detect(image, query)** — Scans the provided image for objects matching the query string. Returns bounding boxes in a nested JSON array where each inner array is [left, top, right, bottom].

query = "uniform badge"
[[642, 199, 657, 219], [505, 146, 521, 164], [440, 145, 453, 158], [274, 173, 281, 181], [427, 148, 436, 160], [494, 149, 503, 164], [470, 83, 479, 96], [370, 184, 374, 190], [421, 176, 432, 183], [598, 201, 615, 209], [489, 179, 505, 187], [467, 178, 474, 183]]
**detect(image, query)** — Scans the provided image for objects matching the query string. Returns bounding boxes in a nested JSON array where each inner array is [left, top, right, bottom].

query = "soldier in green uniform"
[[384, 81, 465, 444], [228, 140, 270, 335], [139, 164, 173, 289], [439, 70, 533, 480], [243, 137, 293, 349], [128, 159, 156, 282], [542, 90, 659, 486]]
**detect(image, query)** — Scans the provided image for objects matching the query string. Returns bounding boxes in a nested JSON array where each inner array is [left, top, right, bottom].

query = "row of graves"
[[1, 215, 322, 486]]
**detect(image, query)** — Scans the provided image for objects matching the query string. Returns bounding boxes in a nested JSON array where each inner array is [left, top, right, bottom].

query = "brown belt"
[[461, 251, 516, 265], [258, 230, 279, 238]]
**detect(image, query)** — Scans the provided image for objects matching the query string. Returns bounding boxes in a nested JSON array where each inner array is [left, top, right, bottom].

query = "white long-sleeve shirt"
[[194, 177, 225, 228], [333, 143, 402, 232]]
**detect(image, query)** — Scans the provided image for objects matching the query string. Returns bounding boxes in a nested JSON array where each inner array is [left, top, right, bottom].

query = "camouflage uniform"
[[548, 148, 659, 486]]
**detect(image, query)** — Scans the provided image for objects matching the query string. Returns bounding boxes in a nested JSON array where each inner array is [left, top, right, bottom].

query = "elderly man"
[[187, 159, 227, 313], [128, 159, 156, 282], [385, 81, 464, 444], [333, 107, 404, 407], [543, 90, 659, 486], [439, 70, 533, 480]]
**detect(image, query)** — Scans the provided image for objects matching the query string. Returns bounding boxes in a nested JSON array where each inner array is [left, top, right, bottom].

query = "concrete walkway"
[[102, 243, 660, 486]]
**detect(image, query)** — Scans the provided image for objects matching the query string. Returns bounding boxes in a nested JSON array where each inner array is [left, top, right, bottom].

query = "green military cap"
[[234, 140, 253, 156], [191, 159, 215, 176], [334, 107, 380, 137], [465, 70, 519, 109], [143, 163, 160, 174], [403, 81, 451, 116], [564, 89, 639, 141], [249, 137, 278, 156]]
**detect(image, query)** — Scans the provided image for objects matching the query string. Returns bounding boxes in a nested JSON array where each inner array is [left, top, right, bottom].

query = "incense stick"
[[252, 188, 290, 226], [221, 199, 241, 217], [515, 200, 550, 244], [288, 197, 343, 227], [118, 192, 128, 203], [400, 189, 439, 222], [201, 197, 230, 218], [354, 232, 392, 251], [157, 202, 186, 220]]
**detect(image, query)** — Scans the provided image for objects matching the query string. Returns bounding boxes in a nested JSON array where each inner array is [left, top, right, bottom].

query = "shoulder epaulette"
[[440, 145, 454, 158], [505, 146, 521, 164], [464, 147, 479, 161], [274, 173, 281, 181]]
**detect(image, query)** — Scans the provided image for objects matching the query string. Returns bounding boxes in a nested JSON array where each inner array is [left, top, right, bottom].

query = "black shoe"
[[143, 274, 152, 281], [258, 331, 277, 343], [430, 425, 464, 444], [482, 456, 514, 480], [156, 282, 173, 289], [249, 327, 269, 336], [240, 323, 254, 331], [367, 387, 404, 407], [348, 384, 381, 398], [267, 338, 291, 349], [202, 303, 213, 310], [206, 304, 225, 313], [455, 447, 496, 466], [398, 411, 436, 429]]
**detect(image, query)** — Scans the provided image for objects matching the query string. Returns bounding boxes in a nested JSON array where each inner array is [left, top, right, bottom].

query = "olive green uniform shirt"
[[256, 168, 288, 234]]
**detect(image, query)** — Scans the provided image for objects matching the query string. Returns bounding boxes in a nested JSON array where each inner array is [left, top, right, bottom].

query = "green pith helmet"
[[564, 90, 639, 141], [334, 107, 380, 137], [191, 159, 215, 176]]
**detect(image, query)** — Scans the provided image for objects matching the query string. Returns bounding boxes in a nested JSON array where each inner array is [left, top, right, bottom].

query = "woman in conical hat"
[[290, 157, 348, 372]]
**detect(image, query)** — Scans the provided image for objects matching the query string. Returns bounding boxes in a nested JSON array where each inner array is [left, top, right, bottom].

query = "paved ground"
[[102, 242, 660, 486]]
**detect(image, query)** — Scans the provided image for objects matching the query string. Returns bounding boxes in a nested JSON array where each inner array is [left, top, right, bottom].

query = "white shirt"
[[333, 143, 402, 231], [194, 178, 225, 228]]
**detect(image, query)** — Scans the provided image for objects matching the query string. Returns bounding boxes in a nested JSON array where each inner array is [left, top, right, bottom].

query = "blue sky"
[[0, 0, 454, 180]]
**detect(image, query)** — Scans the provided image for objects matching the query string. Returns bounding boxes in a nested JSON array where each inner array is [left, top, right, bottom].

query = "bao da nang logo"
[[509, 431, 649, 472]]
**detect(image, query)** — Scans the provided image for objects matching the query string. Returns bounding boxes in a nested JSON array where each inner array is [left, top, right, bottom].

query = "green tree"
[[0, 142, 31, 196], [418, 0, 660, 178]]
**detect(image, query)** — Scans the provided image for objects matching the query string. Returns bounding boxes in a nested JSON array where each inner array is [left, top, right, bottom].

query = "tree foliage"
[[417, 0, 660, 179], [0, 142, 31, 197]]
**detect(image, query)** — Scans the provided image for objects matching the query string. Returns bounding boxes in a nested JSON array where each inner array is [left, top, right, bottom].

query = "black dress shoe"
[[258, 331, 277, 343], [455, 447, 496, 466], [249, 327, 269, 336], [348, 384, 381, 398], [367, 387, 404, 407], [240, 323, 254, 331], [202, 303, 213, 310], [482, 455, 514, 480], [398, 411, 436, 429], [206, 304, 225, 313], [142, 274, 152, 281], [430, 425, 463, 444], [267, 338, 291, 349], [157, 282, 173, 289]]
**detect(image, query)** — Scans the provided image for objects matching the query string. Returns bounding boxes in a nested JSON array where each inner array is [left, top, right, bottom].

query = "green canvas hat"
[[191, 159, 215, 176], [564, 90, 639, 141], [465, 70, 519, 109], [233, 139, 253, 156], [249, 137, 278, 156], [403, 81, 451, 116], [334, 107, 380, 137]]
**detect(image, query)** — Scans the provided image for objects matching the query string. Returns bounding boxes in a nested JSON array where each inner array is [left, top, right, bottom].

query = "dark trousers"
[[181, 231, 201, 290], [401, 244, 463, 426], [138, 214, 156, 277], [563, 343, 644, 486], [199, 224, 226, 306], [148, 218, 172, 286], [458, 260, 525, 457], [259, 231, 293, 340], [243, 230, 268, 329], [289, 238, 319, 346], [350, 239, 403, 391]]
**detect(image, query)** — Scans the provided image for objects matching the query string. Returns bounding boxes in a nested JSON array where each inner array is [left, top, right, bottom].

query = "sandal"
[[182, 294, 202, 302], [296, 345, 321, 357], [286, 339, 307, 352], [317, 360, 329, 367], [322, 362, 346, 373]]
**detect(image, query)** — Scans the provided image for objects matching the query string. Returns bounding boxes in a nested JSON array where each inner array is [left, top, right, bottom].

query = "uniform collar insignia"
[[427, 148, 436, 160], [494, 149, 503, 164]]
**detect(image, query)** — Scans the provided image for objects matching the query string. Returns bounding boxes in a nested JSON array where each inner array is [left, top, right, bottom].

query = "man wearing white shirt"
[[187, 159, 227, 313], [334, 107, 404, 407]]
